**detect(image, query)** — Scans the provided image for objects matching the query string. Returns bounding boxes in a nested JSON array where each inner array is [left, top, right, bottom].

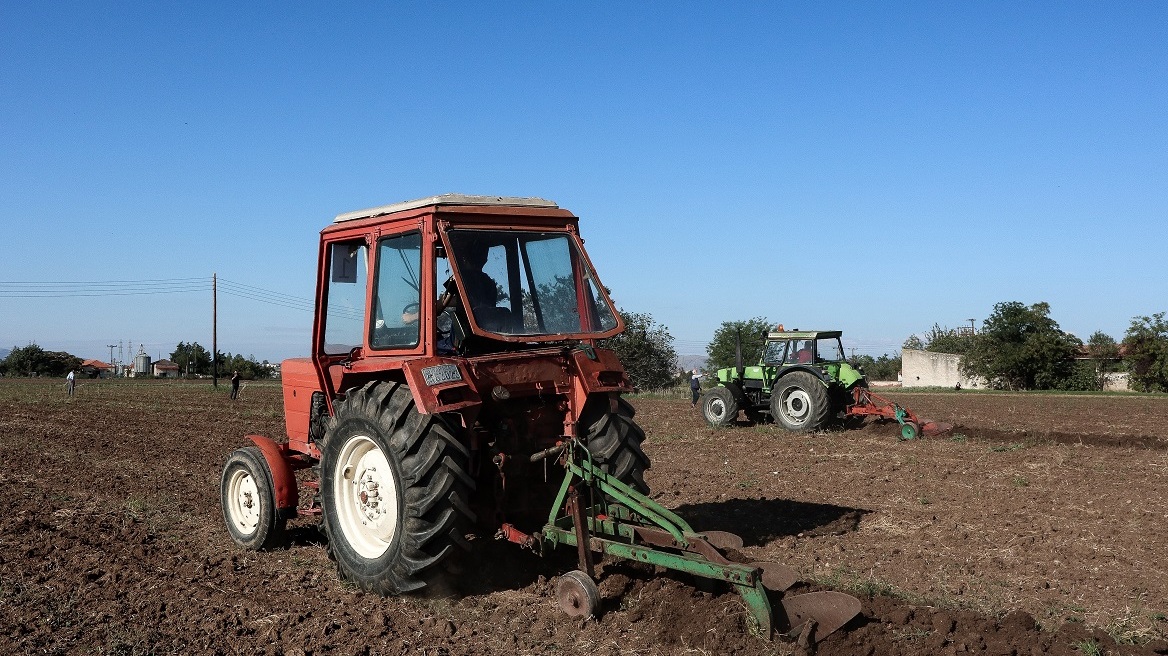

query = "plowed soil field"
[[3, 378, 1168, 655]]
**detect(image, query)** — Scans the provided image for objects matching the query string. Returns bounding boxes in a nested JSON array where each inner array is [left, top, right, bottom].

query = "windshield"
[[444, 229, 619, 338]]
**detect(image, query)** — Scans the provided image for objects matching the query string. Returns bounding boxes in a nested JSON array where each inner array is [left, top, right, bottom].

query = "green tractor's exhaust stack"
[[701, 325, 951, 438], [497, 438, 862, 644]]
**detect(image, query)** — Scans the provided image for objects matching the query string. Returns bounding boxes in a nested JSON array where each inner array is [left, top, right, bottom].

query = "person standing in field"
[[690, 369, 703, 408], [230, 370, 240, 400], [66, 369, 75, 397]]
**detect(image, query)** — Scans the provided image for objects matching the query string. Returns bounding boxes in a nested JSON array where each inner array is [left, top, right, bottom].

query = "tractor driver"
[[438, 240, 499, 315], [793, 340, 813, 364]]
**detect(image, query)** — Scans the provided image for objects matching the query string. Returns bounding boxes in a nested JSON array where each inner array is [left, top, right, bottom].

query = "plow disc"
[[779, 591, 864, 642], [514, 439, 863, 646]]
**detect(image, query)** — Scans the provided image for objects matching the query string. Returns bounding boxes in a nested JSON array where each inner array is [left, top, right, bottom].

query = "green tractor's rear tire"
[[700, 386, 739, 427], [320, 381, 475, 595], [770, 372, 831, 432]]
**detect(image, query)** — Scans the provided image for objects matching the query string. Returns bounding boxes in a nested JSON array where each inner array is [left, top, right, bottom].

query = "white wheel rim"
[[334, 434, 400, 559], [707, 398, 726, 421], [227, 468, 260, 535], [781, 389, 811, 425]]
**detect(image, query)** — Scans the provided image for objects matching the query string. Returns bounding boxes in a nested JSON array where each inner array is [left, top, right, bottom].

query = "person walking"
[[66, 369, 75, 397], [229, 370, 240, 401], [689, 369, 702, 408]]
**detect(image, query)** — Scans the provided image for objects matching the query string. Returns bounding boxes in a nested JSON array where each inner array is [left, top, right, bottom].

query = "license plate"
[[421, 363, 462, 386]]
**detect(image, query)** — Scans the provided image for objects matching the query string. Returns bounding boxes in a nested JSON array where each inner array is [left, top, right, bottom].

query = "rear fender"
[[244, 435, 299, 517], [721, 381, 752, 408], [776, 365, 833, 387]]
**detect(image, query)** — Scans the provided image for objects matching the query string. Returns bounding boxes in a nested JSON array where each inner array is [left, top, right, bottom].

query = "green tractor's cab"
[[703, 328, 866, 430]]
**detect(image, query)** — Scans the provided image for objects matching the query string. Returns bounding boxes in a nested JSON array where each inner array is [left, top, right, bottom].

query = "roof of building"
[[80, 359, 112, 369], [153, 359, 180, 369]]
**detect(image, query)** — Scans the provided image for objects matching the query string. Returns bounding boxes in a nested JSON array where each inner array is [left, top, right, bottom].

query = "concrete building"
[[901, 349, 984, 389], [152, 359, 180, 378]]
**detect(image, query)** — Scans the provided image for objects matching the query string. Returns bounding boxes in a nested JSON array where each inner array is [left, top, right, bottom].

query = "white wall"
[[1103, 372, 1130, 392], [902, 349, 984, 389]]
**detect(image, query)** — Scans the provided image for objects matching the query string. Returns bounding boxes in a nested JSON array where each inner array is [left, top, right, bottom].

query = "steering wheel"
[[402, 302, 420, 315]]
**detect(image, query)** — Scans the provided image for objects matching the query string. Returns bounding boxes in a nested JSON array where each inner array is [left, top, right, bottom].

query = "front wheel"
[[221, 446, 285, 551], [700, 386, 739, 427], [770, 372, 831, 432], [320, 381, 475, 595]]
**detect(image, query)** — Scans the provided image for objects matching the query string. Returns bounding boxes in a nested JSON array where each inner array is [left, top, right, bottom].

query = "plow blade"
[[698, 530, 744, 550], [778, 591, 862, 643], [920, 420, 953, 436], [752, 561, 799, 592]]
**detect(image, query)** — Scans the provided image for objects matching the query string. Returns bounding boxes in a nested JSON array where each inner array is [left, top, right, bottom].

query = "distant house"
[[79, 359, 113, 379], [152, 359, 180, 378]]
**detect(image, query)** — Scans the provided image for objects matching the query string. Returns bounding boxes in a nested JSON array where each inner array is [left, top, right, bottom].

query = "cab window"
[[371, 233, 423, 349], [323, 241, 368, 355], [763, 340, 788, 365]]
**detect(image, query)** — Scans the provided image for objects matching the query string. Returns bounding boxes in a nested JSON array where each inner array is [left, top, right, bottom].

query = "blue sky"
[[2, 3, 1166, 363]]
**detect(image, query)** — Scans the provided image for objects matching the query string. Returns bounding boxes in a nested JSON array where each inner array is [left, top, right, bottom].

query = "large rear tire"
[[221, 446, 286, 551], [580, 396, 651, 494], [700, 386, 739, 427], [320, 381, 475, 595], [770, 372, 831, 432]]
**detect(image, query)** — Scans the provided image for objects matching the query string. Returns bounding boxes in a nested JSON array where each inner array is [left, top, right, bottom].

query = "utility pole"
[[967, 318, 976, 335], [107, 344, 116, 368], [212, 273, 218, 389]]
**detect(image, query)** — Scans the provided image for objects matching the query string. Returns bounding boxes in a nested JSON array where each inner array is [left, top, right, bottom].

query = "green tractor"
[[700, 326, 947, 439]]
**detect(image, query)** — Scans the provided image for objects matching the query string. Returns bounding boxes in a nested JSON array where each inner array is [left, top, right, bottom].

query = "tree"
[[902, 324, 974, 354], [218, 351, 275, 380], [705, 317, 773, 372], [1085, 331, 1121, 390], [851, 353, 902, 381], [600, 310, 677, 390], [960, 301, 1081, 390], [1, 343, 82, 377], [170, 342, 212, 376], [1123, 313, 1168, 392]]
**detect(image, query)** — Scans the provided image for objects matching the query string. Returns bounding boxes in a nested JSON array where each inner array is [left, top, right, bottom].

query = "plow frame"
[[494, 440, 863, 644], [847, 386, 927, 439], [534, 440, 776, 636]]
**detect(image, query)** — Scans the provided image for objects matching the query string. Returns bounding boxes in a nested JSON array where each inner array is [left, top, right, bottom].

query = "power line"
[[0, 277, 211, 298]]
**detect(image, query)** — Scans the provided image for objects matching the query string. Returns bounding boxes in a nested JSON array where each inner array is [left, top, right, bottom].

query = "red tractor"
[[220, 195, 858, 643]]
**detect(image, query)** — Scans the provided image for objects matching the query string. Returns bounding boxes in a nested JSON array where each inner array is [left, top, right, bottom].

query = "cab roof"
[[766, 330, 843, 340], [334, 194, 560, 224]]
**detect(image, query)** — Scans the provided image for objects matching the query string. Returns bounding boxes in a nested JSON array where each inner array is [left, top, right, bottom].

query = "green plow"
[[498, 440, 861, 645]]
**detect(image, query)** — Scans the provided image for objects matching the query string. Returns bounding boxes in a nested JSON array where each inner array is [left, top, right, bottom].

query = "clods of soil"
[[3, 380, 1168, 655]]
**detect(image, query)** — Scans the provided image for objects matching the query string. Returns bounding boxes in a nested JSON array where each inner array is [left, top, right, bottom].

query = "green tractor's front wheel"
[[700, 386, 739, 427], [770, 372, 831, 432]]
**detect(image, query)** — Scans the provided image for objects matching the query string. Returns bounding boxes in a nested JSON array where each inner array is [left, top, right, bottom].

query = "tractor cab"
[[762, 328, 864, 389]]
